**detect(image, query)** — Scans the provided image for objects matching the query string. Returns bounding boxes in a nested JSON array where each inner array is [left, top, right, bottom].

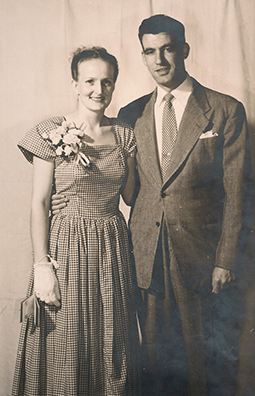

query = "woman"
[[12, 47, 141, 396]]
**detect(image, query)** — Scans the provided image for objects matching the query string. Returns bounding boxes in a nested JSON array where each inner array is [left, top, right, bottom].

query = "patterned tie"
[[161, 93, 178, 179]]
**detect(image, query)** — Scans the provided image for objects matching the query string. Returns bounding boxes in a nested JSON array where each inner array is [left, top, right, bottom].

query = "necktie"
[[161, 93, 178, 179]]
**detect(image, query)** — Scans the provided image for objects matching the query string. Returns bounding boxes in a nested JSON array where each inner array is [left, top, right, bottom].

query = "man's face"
[[142, 32, 189, 91]]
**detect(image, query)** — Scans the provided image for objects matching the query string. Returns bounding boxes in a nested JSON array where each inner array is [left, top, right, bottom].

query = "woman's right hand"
[[34, 262, 61, 307], [51, 194, 69, 215]]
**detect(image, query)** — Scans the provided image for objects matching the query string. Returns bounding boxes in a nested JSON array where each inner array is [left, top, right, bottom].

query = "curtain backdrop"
[[1, 0, 255, 393]]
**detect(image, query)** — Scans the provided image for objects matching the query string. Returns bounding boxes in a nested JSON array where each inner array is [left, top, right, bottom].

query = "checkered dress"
[[12, 117, 141, 396]]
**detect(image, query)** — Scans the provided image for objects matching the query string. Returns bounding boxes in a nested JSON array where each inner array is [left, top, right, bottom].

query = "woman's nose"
[[94, 81, 103, 94]]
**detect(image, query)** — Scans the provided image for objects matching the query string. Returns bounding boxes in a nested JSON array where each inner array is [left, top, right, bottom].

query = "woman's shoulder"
[[18, 116, 65, 164], [110, 118, 136, 156], [110, 117, 135, 139], [110, 117, 133, 131], [34, 116, 65, 135]]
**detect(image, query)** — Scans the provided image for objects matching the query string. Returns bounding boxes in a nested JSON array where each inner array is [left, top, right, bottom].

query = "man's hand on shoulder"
[[212, 267, 236, 294], [51, 194, 68, 215]]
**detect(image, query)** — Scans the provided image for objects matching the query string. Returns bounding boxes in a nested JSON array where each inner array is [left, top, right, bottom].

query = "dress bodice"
[[54, 144, 128, 219], [18, 116, 136, 220]]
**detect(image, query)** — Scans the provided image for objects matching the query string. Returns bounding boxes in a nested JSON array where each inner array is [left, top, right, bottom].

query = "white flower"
[[56, 126, 66, 134], [64, 145, 73, 156], [63, 133, 80, 145], [49, 128, 63, 145], [56, 146, 63, 156], [41, 121, 90, 168], [41, 132, 48, 139], [62, 121, 73, 130]]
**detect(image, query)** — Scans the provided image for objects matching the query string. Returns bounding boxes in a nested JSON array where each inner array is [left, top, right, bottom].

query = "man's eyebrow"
[[143, 47, 155, 52], [161, 43, 174, 50]]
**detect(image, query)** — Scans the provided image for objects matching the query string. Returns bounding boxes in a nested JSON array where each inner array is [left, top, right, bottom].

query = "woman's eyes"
[[84, 79, 113, 87]]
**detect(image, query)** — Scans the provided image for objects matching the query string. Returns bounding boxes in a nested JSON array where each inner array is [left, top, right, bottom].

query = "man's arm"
[[212, 100, 254, 292], [51, 194, 69, 215], [121, 157, 136, 205]]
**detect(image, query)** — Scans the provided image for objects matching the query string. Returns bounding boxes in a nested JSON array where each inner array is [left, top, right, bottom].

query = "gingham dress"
[[12, 117, 141, 396]]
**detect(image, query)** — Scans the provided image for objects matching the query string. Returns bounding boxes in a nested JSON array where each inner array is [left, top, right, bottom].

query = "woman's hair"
[[71, 46, 119, 82]]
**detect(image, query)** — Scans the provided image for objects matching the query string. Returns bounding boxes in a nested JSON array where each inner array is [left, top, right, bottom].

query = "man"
[[52, 15, 253, 395], [117, 14, 253, 396]]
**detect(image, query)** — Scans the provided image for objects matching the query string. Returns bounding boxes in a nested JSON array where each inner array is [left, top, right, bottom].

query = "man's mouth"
[[155, 67, 170, 75]]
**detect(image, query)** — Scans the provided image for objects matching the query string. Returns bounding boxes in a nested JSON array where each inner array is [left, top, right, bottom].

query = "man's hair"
[[138, 14, 186, 48], [70, 46, 119, 82]]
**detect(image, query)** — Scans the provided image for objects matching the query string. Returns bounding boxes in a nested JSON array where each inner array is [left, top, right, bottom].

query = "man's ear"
[[142, 51, 147, 66], [182, 43, 190, 59]]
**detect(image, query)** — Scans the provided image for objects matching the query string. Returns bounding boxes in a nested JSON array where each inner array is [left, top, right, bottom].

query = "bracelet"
[[36, 254, 50, 263], [34, 254, 59, 269]]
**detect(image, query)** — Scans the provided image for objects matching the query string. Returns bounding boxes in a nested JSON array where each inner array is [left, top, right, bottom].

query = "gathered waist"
[[53, 200, 122, 220]]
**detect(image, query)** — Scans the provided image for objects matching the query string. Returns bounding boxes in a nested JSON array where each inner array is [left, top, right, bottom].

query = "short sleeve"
[[112, 119, 137, 157], [18, 117, 63, 164], [123, 125, 136, 157]]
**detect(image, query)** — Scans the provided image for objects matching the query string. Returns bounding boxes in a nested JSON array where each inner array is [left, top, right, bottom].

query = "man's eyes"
[[144, 49, 155, 55], [164, 47, 173, 53], [144, 47, 174, 56]]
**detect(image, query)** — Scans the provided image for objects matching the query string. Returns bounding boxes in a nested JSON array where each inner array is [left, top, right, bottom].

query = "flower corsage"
[[42, 120, 91, 168]]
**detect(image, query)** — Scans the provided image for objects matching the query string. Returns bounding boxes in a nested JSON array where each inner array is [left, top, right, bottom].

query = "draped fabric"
[[1, 0, 254, 394]]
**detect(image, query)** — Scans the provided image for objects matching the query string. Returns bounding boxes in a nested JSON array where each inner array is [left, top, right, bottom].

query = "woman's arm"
[[31, 156, 60, 306], [31, 156, 54, 261], [122, 157, 136, 206]]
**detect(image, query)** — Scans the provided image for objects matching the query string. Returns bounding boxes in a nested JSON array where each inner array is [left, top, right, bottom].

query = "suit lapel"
[[163, 80, 212, 185], [134, 90, 162, 187]]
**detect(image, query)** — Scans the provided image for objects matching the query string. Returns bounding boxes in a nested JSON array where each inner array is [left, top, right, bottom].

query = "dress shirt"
[[155, 74, 193, 162]]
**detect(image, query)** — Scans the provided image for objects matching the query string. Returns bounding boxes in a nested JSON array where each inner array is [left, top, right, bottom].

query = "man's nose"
[[155, 50, 164, 65]]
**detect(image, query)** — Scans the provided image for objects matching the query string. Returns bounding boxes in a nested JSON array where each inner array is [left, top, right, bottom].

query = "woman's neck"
[[65, 107, 109, 133], [65, 105, 114, 145]]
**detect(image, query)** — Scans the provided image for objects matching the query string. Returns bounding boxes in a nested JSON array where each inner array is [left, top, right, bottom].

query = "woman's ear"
[[72, 79, 79, 95]]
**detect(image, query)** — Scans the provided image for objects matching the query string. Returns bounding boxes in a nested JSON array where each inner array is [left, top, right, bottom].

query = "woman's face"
[[73, 58, 115, 113]]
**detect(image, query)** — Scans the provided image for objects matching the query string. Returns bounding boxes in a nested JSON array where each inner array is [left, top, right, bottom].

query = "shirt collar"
[[155, 74, 193, 107]]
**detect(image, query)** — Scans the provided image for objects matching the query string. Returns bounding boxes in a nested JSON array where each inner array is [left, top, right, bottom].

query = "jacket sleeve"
[[215, 100, 254, 275]]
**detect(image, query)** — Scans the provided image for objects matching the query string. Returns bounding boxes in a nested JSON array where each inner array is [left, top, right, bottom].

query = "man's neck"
[[158, 72, 187, 93]]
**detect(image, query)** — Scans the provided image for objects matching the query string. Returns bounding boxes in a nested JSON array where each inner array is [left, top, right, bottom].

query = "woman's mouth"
[[90, 96, 104, 102]]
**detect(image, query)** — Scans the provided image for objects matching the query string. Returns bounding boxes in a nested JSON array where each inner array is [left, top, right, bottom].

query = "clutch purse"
[[20, 293, 40, 326]]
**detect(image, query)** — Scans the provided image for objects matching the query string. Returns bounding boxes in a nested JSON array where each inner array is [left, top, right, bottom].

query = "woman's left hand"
[[34, 261, 61, 307]]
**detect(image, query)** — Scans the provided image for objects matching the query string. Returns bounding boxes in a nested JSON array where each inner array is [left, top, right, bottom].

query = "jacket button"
[[161, 191, 166, 198], [156, 222, 160, 227]]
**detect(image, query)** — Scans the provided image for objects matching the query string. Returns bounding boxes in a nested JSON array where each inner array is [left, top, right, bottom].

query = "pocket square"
[[199, 130, 219, 139]]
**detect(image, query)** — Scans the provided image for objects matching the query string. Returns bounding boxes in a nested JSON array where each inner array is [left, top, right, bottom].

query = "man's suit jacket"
[[118, 78, 254, 291]]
